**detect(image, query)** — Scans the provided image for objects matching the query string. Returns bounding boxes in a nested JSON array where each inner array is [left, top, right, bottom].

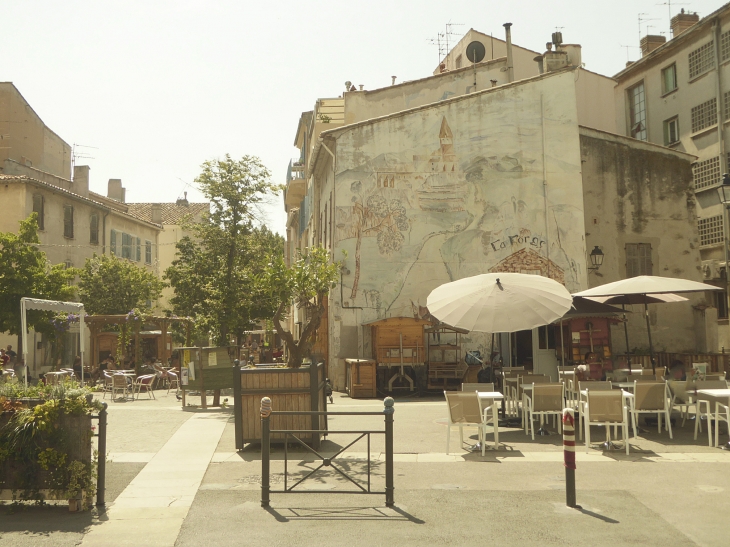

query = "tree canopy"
[[264, 247, 340, 368], [0, 215, 77, 341], [164, 154, 283, 346], [77, 254, 166, 315]]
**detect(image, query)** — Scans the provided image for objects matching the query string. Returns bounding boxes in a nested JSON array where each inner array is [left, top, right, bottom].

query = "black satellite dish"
[[465, 41, 486, 64]]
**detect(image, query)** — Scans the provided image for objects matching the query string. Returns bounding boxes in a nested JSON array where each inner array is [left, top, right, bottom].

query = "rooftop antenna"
[[620, 44, 641, 63], [427, 32, 447, 66], [656, 1, 689, 35], [71, 143, 97, 179], [638, 12, 659, 42], [466, 40, 486, 92]]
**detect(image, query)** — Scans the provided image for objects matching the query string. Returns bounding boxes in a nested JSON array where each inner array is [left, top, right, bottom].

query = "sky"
[[2, 0, 725, 234]]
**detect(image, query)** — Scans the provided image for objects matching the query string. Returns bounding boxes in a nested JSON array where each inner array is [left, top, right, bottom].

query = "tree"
[[263, 247, 340, 368], [77, 254, 166, 315], [0, 215, 77, 349], [165, 155, 282, 346]]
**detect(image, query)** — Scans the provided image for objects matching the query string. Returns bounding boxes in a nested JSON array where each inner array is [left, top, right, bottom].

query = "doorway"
[[511, 330, 534, 370]]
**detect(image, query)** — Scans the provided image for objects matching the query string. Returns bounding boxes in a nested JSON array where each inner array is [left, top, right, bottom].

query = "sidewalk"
[[0, 390, 728, 546]]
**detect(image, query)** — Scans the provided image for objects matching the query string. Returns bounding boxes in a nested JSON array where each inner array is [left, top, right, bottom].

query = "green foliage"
[[164, 154, 283, 346], [0, 382, 100, 508], [78, 254, 166, 315], [0, 215, 77, 338], [263, 247, 340, 367]]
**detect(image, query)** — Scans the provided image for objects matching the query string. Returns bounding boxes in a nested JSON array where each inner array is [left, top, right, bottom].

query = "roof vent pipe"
[[503, 23, 515, 83]]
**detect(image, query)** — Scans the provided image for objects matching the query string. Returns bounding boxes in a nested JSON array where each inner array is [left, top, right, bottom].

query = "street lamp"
[[587, 246, 604, 270]]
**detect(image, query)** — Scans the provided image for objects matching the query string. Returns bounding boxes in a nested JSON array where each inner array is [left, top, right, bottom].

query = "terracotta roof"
[[126, 202, 209, 225]]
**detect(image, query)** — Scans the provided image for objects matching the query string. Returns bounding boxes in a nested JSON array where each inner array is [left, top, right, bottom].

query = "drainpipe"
[[102, 210, 109, 254], [714, 18, 725, 175], [504, 23, 515, 83]]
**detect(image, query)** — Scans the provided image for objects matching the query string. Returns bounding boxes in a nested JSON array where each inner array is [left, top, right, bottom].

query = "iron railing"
[[260, 397, 394, 507]]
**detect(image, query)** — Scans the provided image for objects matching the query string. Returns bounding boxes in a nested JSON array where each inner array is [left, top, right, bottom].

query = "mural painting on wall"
[[335, 113, 582, 319]]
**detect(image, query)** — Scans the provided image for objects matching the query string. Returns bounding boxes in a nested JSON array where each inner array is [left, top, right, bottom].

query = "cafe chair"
[[583, 390, 630, 455], [444, 391, 487, 456], [134, 374, 157, 400], [577, 381, 612, 440], [694, 379, 729, 446], [631, 382, 673, 439], [513, 375, 549, 421], [524, 383, 565, 440], [714, 400, 730, 448], [667, 380, 696, 427], [111, 373, 130, 401], [167, 370, 180, 394], [462, 382, 494, 392], [476, 390, 500, 451], [101, 371, 114, 399]]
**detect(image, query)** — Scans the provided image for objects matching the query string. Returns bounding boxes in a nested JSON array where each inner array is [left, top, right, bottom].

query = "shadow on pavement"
[[263, 505, 424, 523]]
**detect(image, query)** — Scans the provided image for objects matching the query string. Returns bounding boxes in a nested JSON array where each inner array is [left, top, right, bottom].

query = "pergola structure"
[[85, 315, 193, 372]]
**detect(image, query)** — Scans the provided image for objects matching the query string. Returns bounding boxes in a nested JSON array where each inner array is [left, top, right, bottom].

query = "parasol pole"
[[622, 304, 630, 364], [559, 320, 565, 367], [644, 300, 656, 374]]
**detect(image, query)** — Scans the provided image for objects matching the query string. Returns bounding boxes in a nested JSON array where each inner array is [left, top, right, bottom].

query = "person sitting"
[[666, 359, 687, 381], [576, 351, 604, 381], [72, 356, 83, 379]]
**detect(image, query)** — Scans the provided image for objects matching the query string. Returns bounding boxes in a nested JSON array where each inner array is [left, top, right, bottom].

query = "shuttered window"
[[145, 240, 152, 264], [136, 237, 141, 262], [122, 233, 133, 259], [626, 243, 652, 277], [90, 213, 99, 244], [32, 194, 44, 230], [63, 205, 74, 238], [110, 229, 117, 255]]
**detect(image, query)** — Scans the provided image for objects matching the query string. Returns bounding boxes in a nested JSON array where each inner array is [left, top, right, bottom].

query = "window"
[[661, 64, 677, 94], [145, 240, 152, 264], [89, 213, 99, 244], [716, 290, 728, 320], [32, 194, 44, 230], [537, 325, 555, 350], [626, 243, 652, 277], [692, 156, 721, 190], [110, 229, 117, 255], [691, 98, 717, 133], [628, 82, 647, 141], [689, 41, 715, 79], [122, 232, 133, 259], [64, 260, 72, 270], [63, 205, 74, 239], [136, 237, 141, 262], [663, 116, 679, 145], [698, 215, 724, 246], [721, 30, 730, 62]]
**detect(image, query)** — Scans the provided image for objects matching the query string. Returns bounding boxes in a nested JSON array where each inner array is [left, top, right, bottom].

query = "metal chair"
[[167, 370, 180, 394], [583, 390, 630, 455], [631, 381, 673, 438], [111, 373, 130, 401], [133, 374, 156, 400], [524, 383, 565, 440]]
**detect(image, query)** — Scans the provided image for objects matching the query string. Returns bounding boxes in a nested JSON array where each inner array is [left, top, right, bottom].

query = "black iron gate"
[[260, 397, 394, 507]]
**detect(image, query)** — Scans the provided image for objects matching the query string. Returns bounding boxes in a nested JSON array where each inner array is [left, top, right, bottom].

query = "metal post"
[[644, 302, 656, 374], [260, 397, 272, 508], [562, 408, 577, 508], [233, 360, 243, 450], [96, 402, 108, 507], [383, 396, 395, 507], [724, 204, 730, 340]]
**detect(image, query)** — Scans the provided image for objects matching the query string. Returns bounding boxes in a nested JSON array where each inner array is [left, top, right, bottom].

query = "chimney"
[[534, 55, 544, 74], [107, 179, 124, 202], [151, 203, 162, 224], [503, 23, 515, 83], [391, 76, 397, 85], [542, 32, 569, 72], [176, 191, 189, 207], [640, 35, 666, 56], [73, 165, 90, 198], [671, 9, 700, 37], [562, 44, 582, 67]]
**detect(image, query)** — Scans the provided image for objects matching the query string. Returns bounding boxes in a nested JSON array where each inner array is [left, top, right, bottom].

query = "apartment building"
[[613, 4, 730, 349]]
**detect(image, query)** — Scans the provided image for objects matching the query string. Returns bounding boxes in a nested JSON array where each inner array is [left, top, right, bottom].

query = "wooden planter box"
[[233, 362, 327, 450], [345, 359, 377, 398]]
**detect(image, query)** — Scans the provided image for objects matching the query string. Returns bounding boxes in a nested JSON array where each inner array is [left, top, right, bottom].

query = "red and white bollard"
[[562, 408, 577, 508]]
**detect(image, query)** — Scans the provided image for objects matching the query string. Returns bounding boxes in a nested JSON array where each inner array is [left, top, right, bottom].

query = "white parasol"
[[426, 273, 573, 333]]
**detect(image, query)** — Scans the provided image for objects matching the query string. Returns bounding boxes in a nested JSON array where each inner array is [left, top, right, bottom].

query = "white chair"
[[583, 390, 630, 455], [101, 371, 114, 399], [694, 380, 729, 446], [714, 400, 730, 448], [444, 391, 487, 456], [167, 370, 180, 394], [133, 374, 156, 400], [476, 391, 500, 451], [462, 382, 494, 392], [631, 382, 673, 439], [524, 383, 565, 440], [577, 381, 612, 440], [111, 373, 130, 401], [667, 380, 696, 427]]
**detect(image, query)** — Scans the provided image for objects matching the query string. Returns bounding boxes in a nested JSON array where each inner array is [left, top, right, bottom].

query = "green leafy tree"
[[263, 247, 340, 368], [77, 254, 166, 315], [165, 155, 282, 346], [0, 215, 77, 349]]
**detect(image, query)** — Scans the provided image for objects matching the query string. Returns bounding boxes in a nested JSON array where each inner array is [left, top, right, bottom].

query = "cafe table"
[[697, 388, 730, 450], [477, 391, 504, 449]]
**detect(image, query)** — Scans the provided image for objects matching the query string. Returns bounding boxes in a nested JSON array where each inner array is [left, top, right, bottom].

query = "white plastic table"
[[697, 388, 730, 449]]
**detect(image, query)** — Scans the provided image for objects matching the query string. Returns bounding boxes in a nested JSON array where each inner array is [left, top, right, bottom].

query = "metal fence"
[[260, 397, 394, 507]]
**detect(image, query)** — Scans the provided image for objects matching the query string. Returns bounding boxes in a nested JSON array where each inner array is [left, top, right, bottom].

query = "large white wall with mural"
[[329, 70, 589, 356]]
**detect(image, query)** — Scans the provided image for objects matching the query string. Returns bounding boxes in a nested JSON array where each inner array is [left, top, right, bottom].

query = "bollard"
[[260, 397, 272, 508], [96, 402, 108, 507], [562, 408, 577, 508], [383, 397, 395, 507]]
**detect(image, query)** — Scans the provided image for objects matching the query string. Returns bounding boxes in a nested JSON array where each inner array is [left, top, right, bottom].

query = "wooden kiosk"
[[179, 346, 236, 409], [367, 317, 430, 392]]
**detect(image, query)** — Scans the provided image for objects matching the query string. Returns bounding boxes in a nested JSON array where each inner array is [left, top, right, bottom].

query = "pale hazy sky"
[[2, 0, 724, 234]]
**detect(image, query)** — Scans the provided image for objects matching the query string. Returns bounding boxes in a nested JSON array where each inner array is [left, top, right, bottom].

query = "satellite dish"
[[465, 41, 486, 64]]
